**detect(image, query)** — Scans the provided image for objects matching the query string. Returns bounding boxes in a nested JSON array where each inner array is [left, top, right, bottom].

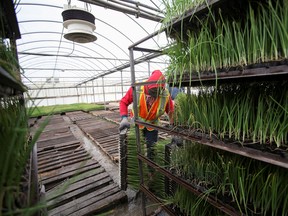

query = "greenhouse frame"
[[1, 0, 288, 215]]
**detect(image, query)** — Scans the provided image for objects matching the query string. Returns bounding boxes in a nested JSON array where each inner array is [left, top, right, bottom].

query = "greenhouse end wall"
[[25, 85, 129, 107]]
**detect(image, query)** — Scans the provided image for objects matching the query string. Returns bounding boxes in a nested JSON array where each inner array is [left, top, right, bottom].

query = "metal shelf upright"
[[128, 0, 288, 215]]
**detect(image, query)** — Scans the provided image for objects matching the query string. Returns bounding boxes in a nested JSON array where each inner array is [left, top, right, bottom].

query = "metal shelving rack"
[[128, 0, 288, 215], [0, 0, 24, 97], [0, 65, 25, 97], [1, 0, 39, 213]]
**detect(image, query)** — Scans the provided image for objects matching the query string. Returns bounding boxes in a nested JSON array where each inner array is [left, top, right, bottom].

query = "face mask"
[[148, 87, 162, 98]]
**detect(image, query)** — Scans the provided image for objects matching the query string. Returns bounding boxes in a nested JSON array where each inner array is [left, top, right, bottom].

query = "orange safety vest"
[[132, 85, 169, 131]]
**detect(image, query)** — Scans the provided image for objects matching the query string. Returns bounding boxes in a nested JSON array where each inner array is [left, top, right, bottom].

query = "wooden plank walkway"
[[91, 110, 121, 123], [66, 111, 120, 163], [31, 114, 127, 215]]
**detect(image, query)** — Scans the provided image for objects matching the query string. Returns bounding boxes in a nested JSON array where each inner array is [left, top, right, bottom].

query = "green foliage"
[[147, 138, 170, 197], [165, 0, 288, 81], [0, 97, 47, 215], [172, 187, 224, 216], [28, 103, 105, 117], [161, 0, 206, 21], [174, 81, 288, 147], [170, 141, 288, 215], [161, 1, 288, 215], [126, 126, 170, 198], [126, 127, 148, 190], [0, 41, 20, 81]]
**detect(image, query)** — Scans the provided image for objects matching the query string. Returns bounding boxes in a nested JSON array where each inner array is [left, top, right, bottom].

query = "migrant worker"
[[118, 70, 174, 162]]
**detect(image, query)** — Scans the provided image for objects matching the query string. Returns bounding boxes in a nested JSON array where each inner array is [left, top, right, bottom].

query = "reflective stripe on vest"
[[133, 85, 169, 131]]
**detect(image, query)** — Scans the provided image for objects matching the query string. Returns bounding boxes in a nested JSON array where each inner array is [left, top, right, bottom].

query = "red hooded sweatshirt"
[[119, 70, 174, 118]]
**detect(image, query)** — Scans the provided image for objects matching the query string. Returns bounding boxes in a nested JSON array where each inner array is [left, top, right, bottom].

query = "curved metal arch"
[[95, 17, 133, 43], [18, 47, 104, 74], [17, 1, 169, 89], [78, 0, 164, 22], [23, 72, 94, 86], [22, 68, 113, 72], [18, 18, 137, 61], [17, 38, 113, 76], [20, 55, 100, 78], [92, 16, 148, 58], [93, 30, 152, 73], [123, 14, 170, 70], [125, 13, 161, 49], [19, 51, 129, 61], [18, 18, 141, 62], [21, 58, 93, 72], [18, 32, 125, 69], [17, 2, 161, 66], [18, 47, 111, 78], [23, 69, 95, 82], [18, 19, 133, 64], [95, 32, 129, 58], [18, 45, 98, 66], [18, 31, 151, 77], [19, 17, 115, 69], [18, 20, 62, 24], [20, 54, 100, 78], [18, 3, 63, 9], [22, 59, 95, 77], [23, 59, 97, 76], [17, 38, 126, 60], [18, 38, 130, 61]]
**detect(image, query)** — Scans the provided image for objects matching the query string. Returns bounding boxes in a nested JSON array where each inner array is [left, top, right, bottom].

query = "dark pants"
[[142, 128, 158, 162]]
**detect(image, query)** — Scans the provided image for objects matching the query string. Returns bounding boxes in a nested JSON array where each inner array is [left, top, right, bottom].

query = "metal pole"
[[102, 77, 106, 110], [85, 83, 88, 103], [187, 87, 191, 95], [129, 47, 146, 216], [32, 142, 39, 199], [76, 86, 79, 103], [92, 80, 96, 103], [121, 70, 124, 97], [78, 0, 164, 22], [46, 90, 48, 106], [54, 86, 57, 105], [148, 60, 151, 77], [62, 88, 65, 104], [115, 85, 117, 100]]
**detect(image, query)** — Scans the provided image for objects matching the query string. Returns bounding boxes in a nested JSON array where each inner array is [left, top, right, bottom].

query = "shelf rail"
[[135, 120, 288, 170], [138, 153, 243, 216]]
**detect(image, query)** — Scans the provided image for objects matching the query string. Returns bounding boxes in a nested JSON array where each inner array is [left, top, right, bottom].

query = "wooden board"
[[38, 147, 84, 163], [37, 134, 77, 148], [48, 183, 126, 216], [46, 173, 112, 208], [30, 113, 127, 215], [37, 140, 80, 155]]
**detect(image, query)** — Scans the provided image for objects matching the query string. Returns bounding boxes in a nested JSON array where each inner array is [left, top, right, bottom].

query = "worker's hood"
[[144, 70, 165, 93]]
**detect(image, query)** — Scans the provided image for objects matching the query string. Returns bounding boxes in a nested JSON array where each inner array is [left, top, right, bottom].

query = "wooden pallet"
[[66, 111, 120, 163], [31, 114, 127, 215], [91, 110, 121, 123]]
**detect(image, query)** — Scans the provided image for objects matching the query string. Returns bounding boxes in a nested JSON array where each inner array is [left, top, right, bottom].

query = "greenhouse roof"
[[16, 0, 171, 89]]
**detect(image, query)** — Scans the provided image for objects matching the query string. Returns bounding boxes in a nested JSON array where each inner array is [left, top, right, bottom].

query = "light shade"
[[62, 7, 97, 43]]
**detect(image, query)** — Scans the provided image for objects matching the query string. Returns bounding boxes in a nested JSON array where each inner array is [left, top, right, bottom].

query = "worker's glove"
[[171, 136, 183, 146], [119, 117, 130, 131]]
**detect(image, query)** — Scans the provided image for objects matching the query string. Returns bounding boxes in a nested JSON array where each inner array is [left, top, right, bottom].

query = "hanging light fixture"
[[62, 4, 97, 43]]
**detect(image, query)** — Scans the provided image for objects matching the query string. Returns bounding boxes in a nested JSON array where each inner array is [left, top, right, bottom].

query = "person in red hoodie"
[[119, 70, 174, 162]]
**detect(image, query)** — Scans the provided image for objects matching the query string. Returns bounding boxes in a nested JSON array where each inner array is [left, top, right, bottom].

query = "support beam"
[[78, 0, 164, 22]]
